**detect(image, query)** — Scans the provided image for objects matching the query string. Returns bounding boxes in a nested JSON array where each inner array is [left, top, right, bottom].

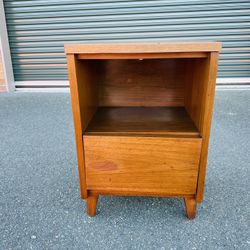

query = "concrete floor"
[[0, 90, 249, 250]]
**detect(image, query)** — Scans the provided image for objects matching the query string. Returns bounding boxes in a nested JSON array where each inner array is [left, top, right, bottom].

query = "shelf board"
[[84, 107, 200, 137]]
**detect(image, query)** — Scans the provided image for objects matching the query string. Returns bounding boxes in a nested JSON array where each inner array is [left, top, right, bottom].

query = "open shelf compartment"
[[74, 57, 212, 139], [84, 107, 200, 137]]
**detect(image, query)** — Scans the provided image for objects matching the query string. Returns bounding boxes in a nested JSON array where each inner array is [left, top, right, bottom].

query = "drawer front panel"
[[84, 136, 202, 195]]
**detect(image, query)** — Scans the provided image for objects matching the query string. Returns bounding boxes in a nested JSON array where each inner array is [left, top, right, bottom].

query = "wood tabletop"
[[65, 42, 222, 54]]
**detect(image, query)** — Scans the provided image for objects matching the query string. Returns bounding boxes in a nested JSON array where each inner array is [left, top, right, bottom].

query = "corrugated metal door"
[[3, 0, 250, 84]]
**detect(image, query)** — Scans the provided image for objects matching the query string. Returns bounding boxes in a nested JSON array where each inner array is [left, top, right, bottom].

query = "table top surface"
[[65, 42, 222, 54]]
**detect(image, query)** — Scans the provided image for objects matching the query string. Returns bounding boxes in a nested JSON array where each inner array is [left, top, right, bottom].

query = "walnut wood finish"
[[85, 107, 199, 137], [65, 42, 221, 219], [84, 136, 202, 195], [65, 42, 221, 55], [184, 53, 219, 202], [89, 190, 196, 198], [184, 198, 197, 219], [194, 53, 219, 202], [66, 55, 98, 198], [97, 59, 185, 107], [77, 52, 208, 60], [87, 194, 99, 217]]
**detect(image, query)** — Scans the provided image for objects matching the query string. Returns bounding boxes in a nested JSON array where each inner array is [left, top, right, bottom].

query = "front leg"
[[184, 197, 196, 219], [87, 194, 99, 217]]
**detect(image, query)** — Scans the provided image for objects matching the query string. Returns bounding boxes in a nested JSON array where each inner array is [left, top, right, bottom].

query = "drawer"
[[83, 135, 202, 195]]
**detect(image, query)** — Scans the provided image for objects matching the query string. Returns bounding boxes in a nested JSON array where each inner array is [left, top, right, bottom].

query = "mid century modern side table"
[[65, 42, 221, 219]]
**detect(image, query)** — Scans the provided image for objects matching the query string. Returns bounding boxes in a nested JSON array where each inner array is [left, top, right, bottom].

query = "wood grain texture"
[[184, 58, 209, 134], [65, 42, 222, 55], [184, 53, 219, 202], [66, 55, 87, 198], [84, 136, 202, 195], [66, 55, 98, 198], [65, 42, 221, 217], [87, 194, 99, 217], [184, 198, 197, 219], [75, 60, 98, 131], [195, 52, 219, 203], [85, 107, 199, 137], [77, 52, 208, 60], [98, 59, 185, 106], [89, 190, 196, 198]]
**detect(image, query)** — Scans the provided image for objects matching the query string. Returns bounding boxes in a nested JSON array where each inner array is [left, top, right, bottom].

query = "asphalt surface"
[[0, 90, 249, 250]]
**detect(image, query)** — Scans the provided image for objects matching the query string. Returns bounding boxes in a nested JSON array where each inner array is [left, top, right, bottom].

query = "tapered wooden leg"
[[87, 194, 99, 217], [184, 198, 196, 219]]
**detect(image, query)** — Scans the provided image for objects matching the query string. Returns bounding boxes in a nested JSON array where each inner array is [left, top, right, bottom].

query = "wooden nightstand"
[[65, 42, 221, 219]]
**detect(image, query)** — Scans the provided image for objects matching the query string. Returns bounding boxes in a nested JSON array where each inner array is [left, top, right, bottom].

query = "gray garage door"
[[3, 0, 250, 84]]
